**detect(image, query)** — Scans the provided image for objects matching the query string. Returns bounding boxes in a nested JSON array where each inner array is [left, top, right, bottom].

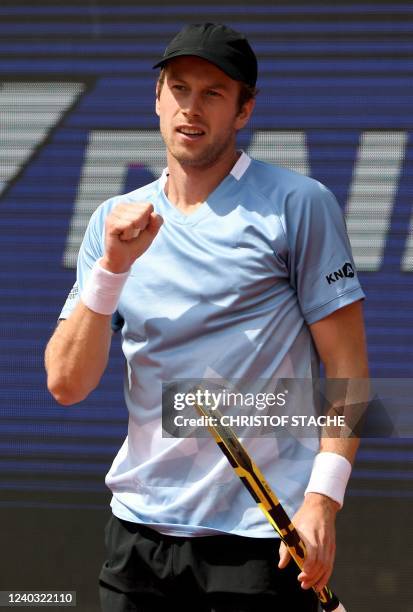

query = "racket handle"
[[321, 593, 346, 612]]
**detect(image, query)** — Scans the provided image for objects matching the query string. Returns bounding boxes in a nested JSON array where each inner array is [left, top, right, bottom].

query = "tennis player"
[[45, 23, 368, 612]]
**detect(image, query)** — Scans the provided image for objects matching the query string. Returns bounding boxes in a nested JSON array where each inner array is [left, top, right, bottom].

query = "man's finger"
[[277, 541, 291, 569], [300, 541, 318, 572], [298, 554, 333, 590], [313, 567, 333, 593], [110, 202, 155, 239], [146, 212, 164, 236], [300, 565, 332, 591], [119, 227, 140, 241], [118, 213, 162, 242], [297, 544, 323, 588]]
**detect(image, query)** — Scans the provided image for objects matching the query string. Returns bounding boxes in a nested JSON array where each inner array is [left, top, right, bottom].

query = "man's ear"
[[235, 97, 255, 131], [155, 82, 161, 117]]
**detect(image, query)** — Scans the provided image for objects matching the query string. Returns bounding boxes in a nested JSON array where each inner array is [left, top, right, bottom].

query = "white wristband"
[[81, 259, 130, 315], [304, 452, 352, 508]]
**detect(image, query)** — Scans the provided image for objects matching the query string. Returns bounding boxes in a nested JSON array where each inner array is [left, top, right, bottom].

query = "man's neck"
[[164, 150, 240, 214]]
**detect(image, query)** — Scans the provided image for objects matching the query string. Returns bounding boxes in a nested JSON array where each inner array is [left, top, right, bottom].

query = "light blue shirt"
[[60, 152, 365, 537]]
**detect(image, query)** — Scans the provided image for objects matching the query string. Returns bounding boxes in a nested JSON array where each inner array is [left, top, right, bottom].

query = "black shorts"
[[99, 514, 319, 612]]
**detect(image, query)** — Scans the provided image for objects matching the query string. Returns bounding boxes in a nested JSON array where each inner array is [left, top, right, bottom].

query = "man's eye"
[[172, 85, 186, 91], [206, 90, 219, 97]]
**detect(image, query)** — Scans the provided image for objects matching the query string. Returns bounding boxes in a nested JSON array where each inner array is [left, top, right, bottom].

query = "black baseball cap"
[[153, 23, 257, 88]]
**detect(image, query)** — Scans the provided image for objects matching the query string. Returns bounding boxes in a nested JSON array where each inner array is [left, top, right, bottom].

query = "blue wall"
[[0, 2, 412, 510]]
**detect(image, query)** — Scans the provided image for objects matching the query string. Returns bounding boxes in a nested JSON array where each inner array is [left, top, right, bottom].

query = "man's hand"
[[101, 202, 163, 273], [278, 493, 339, 592]]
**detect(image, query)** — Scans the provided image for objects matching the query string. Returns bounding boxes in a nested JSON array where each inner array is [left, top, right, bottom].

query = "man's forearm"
[[320, 364, 369, 465], [308, 301, 369, 510], [318, 437, 359, 466], [45, 301, 112, 405]]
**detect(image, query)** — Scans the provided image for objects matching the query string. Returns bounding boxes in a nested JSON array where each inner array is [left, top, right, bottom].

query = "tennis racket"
[[194, 399, 346, 612]]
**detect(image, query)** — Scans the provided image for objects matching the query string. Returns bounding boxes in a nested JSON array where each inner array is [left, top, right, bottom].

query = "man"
[[45, 23, 368, 612]]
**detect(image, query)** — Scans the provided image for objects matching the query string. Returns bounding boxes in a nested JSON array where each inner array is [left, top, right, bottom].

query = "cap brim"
[[152, 50, 247, 84]]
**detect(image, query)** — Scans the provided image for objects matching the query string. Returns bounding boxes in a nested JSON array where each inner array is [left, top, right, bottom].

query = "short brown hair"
[[156, 68, 258, 114]]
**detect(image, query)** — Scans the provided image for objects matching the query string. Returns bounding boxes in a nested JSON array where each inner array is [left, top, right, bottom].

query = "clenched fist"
[[100, 202, 163, 273]]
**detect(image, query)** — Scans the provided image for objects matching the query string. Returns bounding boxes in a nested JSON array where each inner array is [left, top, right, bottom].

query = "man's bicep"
[[308, 300, 369, 377]]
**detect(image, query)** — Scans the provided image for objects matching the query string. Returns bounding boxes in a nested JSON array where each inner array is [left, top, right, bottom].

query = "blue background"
[[0, 1, 412, 513]]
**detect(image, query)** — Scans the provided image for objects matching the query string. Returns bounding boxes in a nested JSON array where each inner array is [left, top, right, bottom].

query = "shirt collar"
[[230, 150, 251, 180], [159, 150, 251, 187]]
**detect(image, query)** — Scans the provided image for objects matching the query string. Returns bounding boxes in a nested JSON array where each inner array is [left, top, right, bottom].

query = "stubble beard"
[[161, 123, 237, 171]]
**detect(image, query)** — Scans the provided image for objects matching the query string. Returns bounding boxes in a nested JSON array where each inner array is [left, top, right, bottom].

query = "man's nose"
[[182, 92, 202, 116]]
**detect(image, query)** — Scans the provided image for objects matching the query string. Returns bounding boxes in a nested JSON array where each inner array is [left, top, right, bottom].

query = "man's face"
[[156, 56, 254, 169]]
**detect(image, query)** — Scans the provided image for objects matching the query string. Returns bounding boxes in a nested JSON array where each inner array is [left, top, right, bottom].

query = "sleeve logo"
[[67, 282, 79, 301], [326, 262, 355, 285]]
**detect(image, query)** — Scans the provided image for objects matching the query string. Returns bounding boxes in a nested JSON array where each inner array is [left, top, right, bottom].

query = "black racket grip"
[[320, 590, 342, 611]]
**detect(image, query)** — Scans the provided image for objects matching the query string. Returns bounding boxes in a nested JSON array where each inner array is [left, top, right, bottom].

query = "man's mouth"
[[176, 126, 206, 138]]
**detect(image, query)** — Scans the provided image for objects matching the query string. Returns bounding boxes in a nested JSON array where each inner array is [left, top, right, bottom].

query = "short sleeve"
[[58, 202, 107, 320], [283, 180, 365, 325]]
